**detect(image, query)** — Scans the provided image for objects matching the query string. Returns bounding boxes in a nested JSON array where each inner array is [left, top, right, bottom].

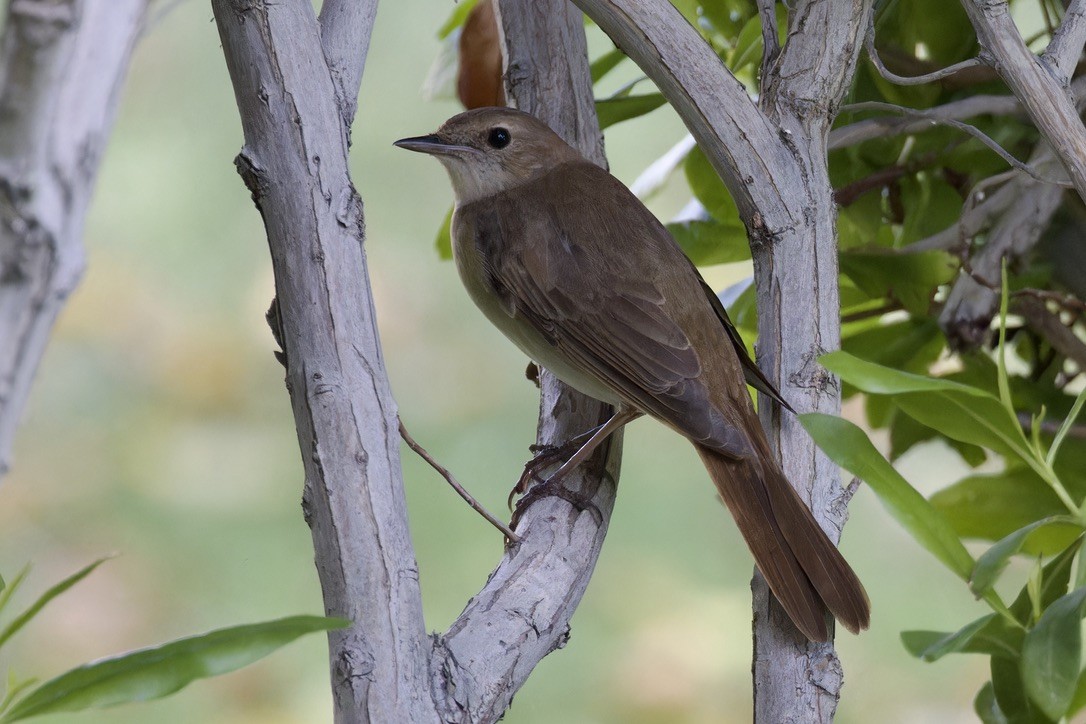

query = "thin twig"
[[399, 419, 521, 544], [1018, 412, 1086, 440], [1014, 288, 1086, 314], [864, 13, 985, 86], [829, 76, 1086, 150], [1014, 295, 1086, 371], [839, 102, 1073, 187]]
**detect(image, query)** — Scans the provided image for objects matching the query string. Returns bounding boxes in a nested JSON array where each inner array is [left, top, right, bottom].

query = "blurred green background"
[[0, 2, 993, 722]]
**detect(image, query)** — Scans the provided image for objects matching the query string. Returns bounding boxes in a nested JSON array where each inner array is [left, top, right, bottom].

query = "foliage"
[[432, 0, 1086, 719], [0, 561, 345, 721]]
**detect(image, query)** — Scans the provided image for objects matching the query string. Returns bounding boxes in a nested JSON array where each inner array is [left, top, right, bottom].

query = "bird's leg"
[[509, 423, 607, 508], [511, 407, 640, 529]]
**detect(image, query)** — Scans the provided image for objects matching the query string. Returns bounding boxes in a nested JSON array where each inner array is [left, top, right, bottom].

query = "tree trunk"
[[0, 0, 148, 480]]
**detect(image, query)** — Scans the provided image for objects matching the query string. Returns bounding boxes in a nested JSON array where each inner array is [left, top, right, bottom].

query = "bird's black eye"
[[487, 127, 511, 149]]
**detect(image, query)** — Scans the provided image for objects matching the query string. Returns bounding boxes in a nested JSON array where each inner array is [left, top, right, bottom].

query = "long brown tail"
[[695, 443, 870, 642]]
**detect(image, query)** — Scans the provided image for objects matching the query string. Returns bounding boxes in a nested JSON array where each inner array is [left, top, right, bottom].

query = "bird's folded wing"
[[484, 166, 752, 457]]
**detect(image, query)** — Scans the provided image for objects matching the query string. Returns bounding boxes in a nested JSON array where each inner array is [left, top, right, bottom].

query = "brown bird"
[[394, 107, 869, 642]]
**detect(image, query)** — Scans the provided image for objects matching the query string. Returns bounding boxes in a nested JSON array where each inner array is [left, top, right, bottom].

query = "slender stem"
[[399, 420, 520, 543]]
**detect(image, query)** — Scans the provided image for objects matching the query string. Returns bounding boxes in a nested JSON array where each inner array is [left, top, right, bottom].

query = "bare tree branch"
[[839, 101, 1073, 186], [211, 3, 434, 721], [905, 175, 1020, 252], [317, 0, 378, 132], [754, 1, 872, 720], [961, 0, 1086, 202], [864, 13, 986, 86], [1043, 0, 1086, 81], [1014, 294, 1086, 370], [428, 3, 622, 720], [939, 134, 1066, 348], [0, 0, 149, 480]]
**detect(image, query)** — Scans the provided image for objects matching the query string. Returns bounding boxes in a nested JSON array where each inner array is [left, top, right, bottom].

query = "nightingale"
[[394, 107, 869, 642]]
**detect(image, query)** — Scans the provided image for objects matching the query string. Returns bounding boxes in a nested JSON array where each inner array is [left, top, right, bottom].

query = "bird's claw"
[[509, 478, 603, 530]]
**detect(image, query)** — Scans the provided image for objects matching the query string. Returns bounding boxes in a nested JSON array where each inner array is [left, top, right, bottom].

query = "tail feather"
[[695, 444, 870, 641]]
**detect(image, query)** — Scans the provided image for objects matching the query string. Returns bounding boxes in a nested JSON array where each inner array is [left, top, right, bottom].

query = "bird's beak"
[[393, 134, 476, 157]]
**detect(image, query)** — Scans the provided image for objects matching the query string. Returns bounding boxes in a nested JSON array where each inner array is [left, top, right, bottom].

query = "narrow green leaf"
[[436, 0, 480, 39], [974, 681, 1010, 724], [1049, 386, 1086, 468], [996, 262, 1014, 418], [1006, 535, 1083, 628], [0, 559, 109, 650], [901, 613, 1022, 661], [0, 566, 29, 620], [822, 350, 989, 397], [1021, 587, 1086, 720], [435, 206, 453, 261], [800, 413, 974, 578], [970, 517, 1082, 597], [595, 94, 666, 130], [2, 616, 347, 722], [590, 48, 626, 83], [0, 674, 37, 717]]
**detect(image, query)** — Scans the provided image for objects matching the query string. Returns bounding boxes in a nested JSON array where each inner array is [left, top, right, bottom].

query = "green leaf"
[[971, 517, 1083, 598], [665, 219, 750, 266], [932, 469, 1069, 550], [1068, 668, 1086, 718], [1048, 386, 1086, 468], [888, 410, 987, 466], [821, 350, 990, 398], [902, 613, 1022, 661], [839, 249, 957, 315], [595, 94, 666, 130], [2, 616, 347, 722], [0, 559, 109, 650], [590, 48, 626, 83], [897, 175, 965, 247], [1021, 587, 1086, 720], [435, 206, 453, 261], [0, 566, 28, 620], [1008, 537, 1083, 624], [975, 681, 1010, 724], [684, 145, 741, 223], [991, 655, 1055, 724], [824, 351, 1046, 477], [728, 13, 764, 74], [841, 317, 942, 377], [800, 412, 974, 578], [436, 0, 480, 39]]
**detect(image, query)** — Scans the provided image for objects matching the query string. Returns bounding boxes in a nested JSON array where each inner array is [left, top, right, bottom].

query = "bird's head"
[[394, 107, 581, 205]]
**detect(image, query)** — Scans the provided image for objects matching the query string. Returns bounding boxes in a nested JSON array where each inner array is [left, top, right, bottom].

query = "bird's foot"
[[510, 477, 603, 530], [508, 438, 586, 509]]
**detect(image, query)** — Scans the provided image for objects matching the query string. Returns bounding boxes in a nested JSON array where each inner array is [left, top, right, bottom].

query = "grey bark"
[[215, 0, 625, 721], [962, 0, 1086, 203], [211, 2, 433, 722], [0, 0, 148, 480], [564, 0, 871, 720]]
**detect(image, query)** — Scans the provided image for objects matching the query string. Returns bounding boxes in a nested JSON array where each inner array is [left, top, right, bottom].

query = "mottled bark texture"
[[0, 0, 148, 480]]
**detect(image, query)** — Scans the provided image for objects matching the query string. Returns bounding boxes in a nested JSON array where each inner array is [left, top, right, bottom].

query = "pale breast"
[[450, 205, 623, 406]]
